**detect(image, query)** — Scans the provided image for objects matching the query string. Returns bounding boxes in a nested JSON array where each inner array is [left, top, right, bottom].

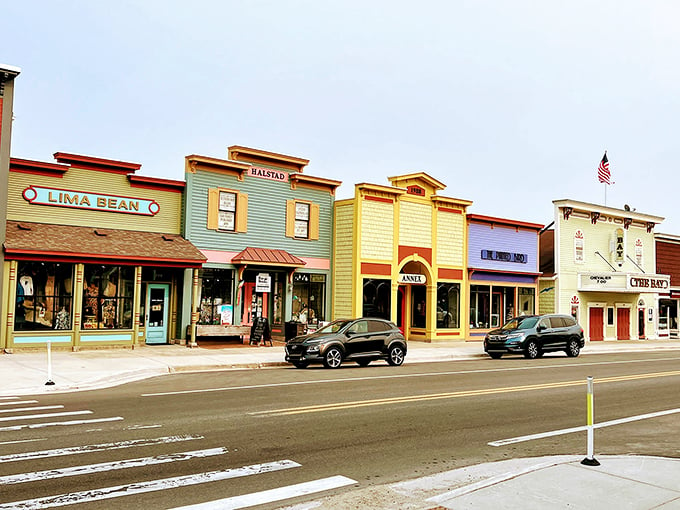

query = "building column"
[[133, 266, 142, 348], [72, 263, 84, 351], [2, 260, 18, 352], [189, 268, 199, 348]]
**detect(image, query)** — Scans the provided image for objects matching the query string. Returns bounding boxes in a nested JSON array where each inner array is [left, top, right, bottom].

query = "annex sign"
[[23, 186, 160, 216]]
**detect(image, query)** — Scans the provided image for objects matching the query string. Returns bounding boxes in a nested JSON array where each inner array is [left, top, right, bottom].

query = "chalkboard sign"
[[249, 317, 271, 346]]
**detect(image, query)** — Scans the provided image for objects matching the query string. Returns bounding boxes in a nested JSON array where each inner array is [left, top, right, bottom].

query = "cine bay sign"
[[578, 272, 670, 293]]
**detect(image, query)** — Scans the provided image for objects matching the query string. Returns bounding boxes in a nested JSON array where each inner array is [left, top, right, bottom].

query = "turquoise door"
[[146, 284, 169, 345]]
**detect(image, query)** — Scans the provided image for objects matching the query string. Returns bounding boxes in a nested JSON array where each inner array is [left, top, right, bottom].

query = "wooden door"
[[589, 307, 604, 341], [617, 308, 631, 340]]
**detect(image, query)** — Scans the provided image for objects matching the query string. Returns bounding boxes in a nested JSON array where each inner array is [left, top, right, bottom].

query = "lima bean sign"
[[23, 186, 160, 216]]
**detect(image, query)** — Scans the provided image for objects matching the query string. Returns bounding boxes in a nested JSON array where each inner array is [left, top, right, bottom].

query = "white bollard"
[[581, 375, 599, 466], [45, 338, 55, 386]]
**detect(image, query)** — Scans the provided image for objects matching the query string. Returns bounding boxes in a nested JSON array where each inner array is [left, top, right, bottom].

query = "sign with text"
[[248, 166, 289, 183], [481, 249, 527, 264], [255, 273, 272, 293], [578, 272, 670, 293], [398, 273, 426, 284], [23, 186, 160, 216]]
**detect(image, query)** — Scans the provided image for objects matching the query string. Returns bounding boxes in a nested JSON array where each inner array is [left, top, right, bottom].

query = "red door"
[[589, 308, 604, 341], [617, 308, 630, 340]]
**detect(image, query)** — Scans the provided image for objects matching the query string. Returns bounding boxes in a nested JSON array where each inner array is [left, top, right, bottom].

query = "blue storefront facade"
[[467, 214, 543, 340]]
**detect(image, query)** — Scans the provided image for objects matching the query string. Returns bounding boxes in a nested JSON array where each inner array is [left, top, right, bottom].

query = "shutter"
[[207, 188, 218, 230], [236, 193, 248, 233], [309, 203, 320, 240], [286, 200, 295, 238]]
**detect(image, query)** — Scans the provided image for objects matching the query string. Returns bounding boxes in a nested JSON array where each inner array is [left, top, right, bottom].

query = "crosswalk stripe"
[[171, 475, 358, 509], [0, 406, 63, 414], [0, 410, 91, 422], [0, 460, 301, 510], [0, 447, 229, 485], [0, 434, 203, 463], [0, 416, 123, 431], [0, 400, 38, 406]]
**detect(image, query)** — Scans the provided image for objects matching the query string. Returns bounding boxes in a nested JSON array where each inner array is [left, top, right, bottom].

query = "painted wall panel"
[[399, 201, 432, 248], [360, 200, 393, 260], [436, 211, 464, 266], [333, 202, 354, 318], [186, 170, 333, 260], [8, 168, 182, 233], [468, 223, 538, 273]]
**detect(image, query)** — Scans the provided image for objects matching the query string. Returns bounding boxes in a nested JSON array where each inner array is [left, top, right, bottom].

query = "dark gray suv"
[[484, 314, 585, 359], [285, 318, 407, 369]]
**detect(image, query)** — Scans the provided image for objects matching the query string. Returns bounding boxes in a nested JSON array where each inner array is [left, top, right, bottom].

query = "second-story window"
[[219, 191, 237, 231], [295, 202, 310, 239]]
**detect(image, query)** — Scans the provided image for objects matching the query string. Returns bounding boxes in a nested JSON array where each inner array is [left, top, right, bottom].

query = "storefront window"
[[362, 279, 391, 320], [293, 273, 326, 324], [198, 268, 234, 325], [470, 285, 490, 328], [411, 285, 427, 328], [518, 287, 535, 315], [15, 262, 74, 331], [82, 265, 133, 329], [436, 283, 460, 328]]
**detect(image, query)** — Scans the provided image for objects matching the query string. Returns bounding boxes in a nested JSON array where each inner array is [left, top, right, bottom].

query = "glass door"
[[145, 284, 169, 344]]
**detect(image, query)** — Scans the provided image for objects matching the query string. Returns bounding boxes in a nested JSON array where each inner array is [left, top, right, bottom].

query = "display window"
[[292, 273, 326, 324], [362, 278, 391, 320], [436, 283, 460, 329], [15, 262, 74, 331], [82, 265, 133, 329], [470, 285, 522, 329], [198, 268, 234, 325]]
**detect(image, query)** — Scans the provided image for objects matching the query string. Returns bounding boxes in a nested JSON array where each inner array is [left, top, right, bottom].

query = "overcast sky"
[[5, 1, 680, 233]]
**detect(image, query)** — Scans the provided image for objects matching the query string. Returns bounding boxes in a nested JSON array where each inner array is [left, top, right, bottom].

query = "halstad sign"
[[248, 166, 289, 183], [23, 186, 160, 216]]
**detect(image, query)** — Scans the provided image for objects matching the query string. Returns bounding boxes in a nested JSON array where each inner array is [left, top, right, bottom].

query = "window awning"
[[231, 247, 306, 267], [4, 221, 207, 268]]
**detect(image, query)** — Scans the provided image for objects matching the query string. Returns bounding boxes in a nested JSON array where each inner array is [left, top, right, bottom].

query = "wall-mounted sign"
[[256, 273, 271, 293], [578, 272, 670, 293], [22, 186, 160, 216], [249, 166, 289, 183], [407, 185, 425, 196], [398, 273, 426, 284], [481, 250, 527, 264]]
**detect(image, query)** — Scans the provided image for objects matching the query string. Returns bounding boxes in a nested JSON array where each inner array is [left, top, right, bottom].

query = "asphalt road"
[[1, 351, 679, 509]]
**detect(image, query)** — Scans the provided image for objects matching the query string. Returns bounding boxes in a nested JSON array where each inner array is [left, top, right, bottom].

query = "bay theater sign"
[[578, 272, 670, 293]]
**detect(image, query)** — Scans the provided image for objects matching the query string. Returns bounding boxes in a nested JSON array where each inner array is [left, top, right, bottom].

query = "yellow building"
[[333, 172, 472, 342]]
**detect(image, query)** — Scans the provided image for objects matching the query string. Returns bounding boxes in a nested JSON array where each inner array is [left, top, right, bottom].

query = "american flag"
[[597, 151, 611, 185]]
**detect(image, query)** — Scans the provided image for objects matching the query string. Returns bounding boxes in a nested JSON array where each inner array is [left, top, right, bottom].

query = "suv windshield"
[[501, 316, 539, 331], [316, 320, 351, 334]]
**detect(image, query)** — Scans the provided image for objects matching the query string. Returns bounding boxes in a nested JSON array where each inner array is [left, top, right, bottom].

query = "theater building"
[[333, 172, 472, 342], [182, 146, 340, 343], [539, 199, 667, 341], [1, 153, 205, 351], [467, 214, 543, 340]]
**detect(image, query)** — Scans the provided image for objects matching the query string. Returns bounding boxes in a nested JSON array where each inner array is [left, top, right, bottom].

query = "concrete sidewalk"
[[2, 339, 680, 509], [2, 338, 680, 397]]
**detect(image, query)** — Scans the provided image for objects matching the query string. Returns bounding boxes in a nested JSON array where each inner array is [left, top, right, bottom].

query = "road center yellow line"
[[251, 370, 680, 416]]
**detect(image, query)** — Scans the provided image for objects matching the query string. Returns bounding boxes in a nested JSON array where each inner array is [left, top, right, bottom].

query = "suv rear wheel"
[[323, 346, 343, 369], [566, 338, 581, 357], [524, 340, 540, 359], [387, 345, 405, 366]]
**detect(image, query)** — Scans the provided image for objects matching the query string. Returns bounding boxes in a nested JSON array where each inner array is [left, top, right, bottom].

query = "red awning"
[[231, 247, 306, 267]]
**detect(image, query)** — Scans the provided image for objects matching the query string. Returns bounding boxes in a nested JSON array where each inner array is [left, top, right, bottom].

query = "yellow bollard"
[[581, 375, 600, 466]]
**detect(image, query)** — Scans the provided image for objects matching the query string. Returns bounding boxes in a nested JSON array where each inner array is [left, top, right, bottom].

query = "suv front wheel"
[[524, 340, 541, 359], [323, 346, 343, 369]]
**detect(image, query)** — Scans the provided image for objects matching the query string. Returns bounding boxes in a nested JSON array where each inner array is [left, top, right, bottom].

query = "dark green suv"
[[484, 314, 585, 359]]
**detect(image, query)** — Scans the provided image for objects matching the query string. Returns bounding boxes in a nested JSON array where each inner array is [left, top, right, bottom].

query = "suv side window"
[[538, 318, 551, 329], [351, 320, 368, 334], [368, 320, 389, 332], [550, 317, 566, 328], [562, 316, 576, 327]]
